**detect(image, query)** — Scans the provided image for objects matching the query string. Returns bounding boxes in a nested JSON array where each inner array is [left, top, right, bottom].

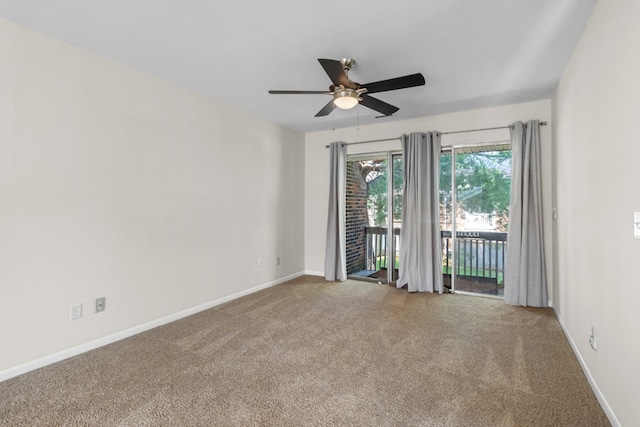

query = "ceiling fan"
[[269, 58, 425, 117]]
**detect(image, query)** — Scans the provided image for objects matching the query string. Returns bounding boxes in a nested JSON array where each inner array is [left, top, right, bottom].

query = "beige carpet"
[[0, 276, 609, 426]]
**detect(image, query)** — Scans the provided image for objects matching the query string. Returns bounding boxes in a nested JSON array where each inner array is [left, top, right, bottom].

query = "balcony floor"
[[349, 269, 378, 277], [350, 269, 503, 296]]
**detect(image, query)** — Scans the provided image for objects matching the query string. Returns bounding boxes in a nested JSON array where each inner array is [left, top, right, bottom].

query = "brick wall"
[[346, 161, 369, 274]]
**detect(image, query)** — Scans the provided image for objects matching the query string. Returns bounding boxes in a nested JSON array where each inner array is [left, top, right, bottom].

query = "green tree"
[[360, 159, 387, 226], [440, 150, 512, 229], [359, 157, 404, 227], [360, 150, 510, 229]]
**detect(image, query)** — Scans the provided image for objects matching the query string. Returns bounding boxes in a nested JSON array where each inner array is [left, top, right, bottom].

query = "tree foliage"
[[440, 150, 512, 229], [359, 150, 511, 229], [360, 159, 387, 226]]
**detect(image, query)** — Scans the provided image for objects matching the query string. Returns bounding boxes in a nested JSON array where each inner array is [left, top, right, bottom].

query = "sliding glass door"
[[440, 144, 512, 296], [345, 152, 401, 284], [344, 143, 510, 293]]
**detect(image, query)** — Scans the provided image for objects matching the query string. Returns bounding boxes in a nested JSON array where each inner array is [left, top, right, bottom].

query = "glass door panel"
[[390, 154, 403, 283], [345, 154, 390, 283], [439, 151, 453, 291], [441, 145, 511, 296], [453, 146, 511, 296]]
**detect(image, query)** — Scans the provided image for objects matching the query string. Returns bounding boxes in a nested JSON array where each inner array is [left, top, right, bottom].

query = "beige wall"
[[552, 0, 640, 424], [305, 100, 552, 297], [0, 19, 305, 374], [3, 2, 634, 421]]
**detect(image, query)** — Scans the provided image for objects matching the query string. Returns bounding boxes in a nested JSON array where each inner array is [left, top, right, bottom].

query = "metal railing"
[[364, 226, 400, 271], [441, 230, 507, 284], [363, 227, 507, 284]]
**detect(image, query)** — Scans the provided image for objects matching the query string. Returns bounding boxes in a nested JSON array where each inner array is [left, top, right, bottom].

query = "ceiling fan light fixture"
[[333, 90, 359, 109]]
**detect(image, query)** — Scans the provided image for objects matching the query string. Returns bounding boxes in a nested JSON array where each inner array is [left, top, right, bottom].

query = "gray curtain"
[[397, 132, 443, 293], [324, 142, 347, 281], [504, 121, 547, 307]]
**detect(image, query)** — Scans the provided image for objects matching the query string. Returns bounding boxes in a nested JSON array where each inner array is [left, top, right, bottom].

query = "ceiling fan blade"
[[318, 59, 350, 87], [362, 73, 425, 94], [269, 90, 330, 95], [314, 100, 337, 117], [359, 94, 399, 116]]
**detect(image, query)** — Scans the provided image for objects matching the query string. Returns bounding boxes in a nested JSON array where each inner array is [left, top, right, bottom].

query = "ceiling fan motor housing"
[[340, 58, 356, 72]]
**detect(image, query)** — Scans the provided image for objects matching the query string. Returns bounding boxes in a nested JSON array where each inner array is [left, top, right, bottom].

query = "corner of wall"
[[553, 307, 621, 426]]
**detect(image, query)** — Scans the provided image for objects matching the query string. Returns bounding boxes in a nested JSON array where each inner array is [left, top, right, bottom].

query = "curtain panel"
[[397, 132, 443, 293], [504, 121, 547, 307], [324, 142, 347, 281]]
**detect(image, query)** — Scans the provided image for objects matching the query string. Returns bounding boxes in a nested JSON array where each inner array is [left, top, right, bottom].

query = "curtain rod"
[[441, 121, 547, 135], [324, 137, 399, 148], [325, 121, 547, 147]]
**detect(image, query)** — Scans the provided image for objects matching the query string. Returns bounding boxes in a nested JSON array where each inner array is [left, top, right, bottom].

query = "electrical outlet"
[[589, 325, 597, 351], [277, 256, 281, 266], [257, 257, 262, 268], [70, 303, 82, 320], [95, 297, 106, 313]]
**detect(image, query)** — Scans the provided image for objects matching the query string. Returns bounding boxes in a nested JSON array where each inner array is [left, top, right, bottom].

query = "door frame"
[[346, 149, 401, 284], [442, 140, 511, 298]]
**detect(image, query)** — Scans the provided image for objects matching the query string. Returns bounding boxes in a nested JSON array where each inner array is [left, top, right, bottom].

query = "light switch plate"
[[634, 212, 640, 239]]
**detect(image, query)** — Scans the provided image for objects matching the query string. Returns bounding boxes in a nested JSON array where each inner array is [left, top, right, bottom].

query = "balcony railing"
[[364, 226, 400, 271], [362, 227, 507, 291], [441, 230, 507, 283]]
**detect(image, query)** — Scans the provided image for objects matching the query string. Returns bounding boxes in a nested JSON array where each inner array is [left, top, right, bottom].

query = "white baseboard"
[[553, 307, 620, 427], [0, 271, 305, 383], [304, 270, 324, 277]]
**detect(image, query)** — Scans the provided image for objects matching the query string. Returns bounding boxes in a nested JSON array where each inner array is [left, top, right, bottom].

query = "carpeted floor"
[[0, 275, 609, 426]]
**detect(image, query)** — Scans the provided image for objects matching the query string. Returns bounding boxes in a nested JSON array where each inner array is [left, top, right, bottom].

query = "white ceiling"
[[0, 0, 597, 133]]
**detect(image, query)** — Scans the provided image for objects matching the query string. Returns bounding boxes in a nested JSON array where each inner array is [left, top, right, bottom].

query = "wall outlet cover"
[[96, 297, 106, 313]]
